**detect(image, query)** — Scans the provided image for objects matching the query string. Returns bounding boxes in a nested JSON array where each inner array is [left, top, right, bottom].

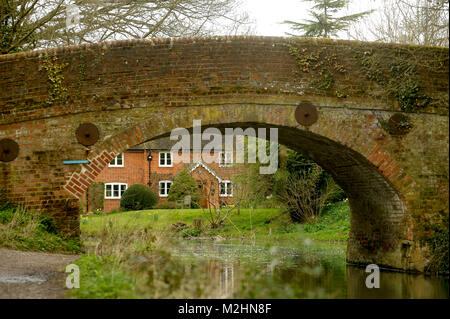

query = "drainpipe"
[[147, 150, 153, 187]]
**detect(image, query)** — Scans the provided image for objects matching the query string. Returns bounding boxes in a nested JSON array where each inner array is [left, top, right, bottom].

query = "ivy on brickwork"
[[354, 48, 431, 112], [287, 39, 447, 112], [288, 44, 347, 97], [76, 53, 86, 101], [425, 217, 449, 275], [39, 56, 68, 105], [427, 227, 449, 274], [415, 206, 449, 274]]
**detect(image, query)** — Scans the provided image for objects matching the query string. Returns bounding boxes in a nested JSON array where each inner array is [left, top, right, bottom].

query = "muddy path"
[[0, 248, 79, 299]]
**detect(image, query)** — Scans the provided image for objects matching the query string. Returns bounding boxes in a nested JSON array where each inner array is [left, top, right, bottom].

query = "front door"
[[198, 181, 208, 208]]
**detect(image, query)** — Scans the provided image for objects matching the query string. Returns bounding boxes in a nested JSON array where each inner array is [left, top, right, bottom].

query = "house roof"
[[189, 161, 223, 182], [127, 136, 234, 152]]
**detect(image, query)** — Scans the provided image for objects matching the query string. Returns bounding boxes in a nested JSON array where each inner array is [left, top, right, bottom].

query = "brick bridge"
[[0, 36, 448, 272]]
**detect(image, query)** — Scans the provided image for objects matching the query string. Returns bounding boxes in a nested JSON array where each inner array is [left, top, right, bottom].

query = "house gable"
[[189, 161, 223, 183]]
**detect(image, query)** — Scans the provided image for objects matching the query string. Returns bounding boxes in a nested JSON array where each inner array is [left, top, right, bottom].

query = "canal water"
[[172, 239, 449, 299]]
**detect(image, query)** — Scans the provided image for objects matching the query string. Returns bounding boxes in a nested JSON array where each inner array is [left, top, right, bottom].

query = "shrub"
[[87, 182, 104, 213], [0, 209, 14, 224], [38, 215, 57, 234], [167, 168, 200, 208], [281, 151, 347, 223], [154, 201, 177, 209], [182, 228, 201, 238], [0, 192, 15, 211], [120, 184, 157, 211], [427, 219, 449, 274], [326, 184, 347, 204], [281, 166, 327, 223]]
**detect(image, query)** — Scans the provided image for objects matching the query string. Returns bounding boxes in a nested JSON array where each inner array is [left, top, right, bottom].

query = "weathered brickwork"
[[0, 36, 448, 272]]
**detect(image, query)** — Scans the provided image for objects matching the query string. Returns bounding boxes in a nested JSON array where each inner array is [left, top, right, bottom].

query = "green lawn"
[[301, 200, 351, 241], [71, 201, 351, 299], [81, 200, 350, 242]]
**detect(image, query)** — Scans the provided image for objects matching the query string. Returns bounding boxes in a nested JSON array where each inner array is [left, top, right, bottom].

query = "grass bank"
[[70, 201, 350, 298], [71, 222, 234, 298], [0, 206, 80, 253], [72, 215, 349, 298], [81, 200, 350, 243]]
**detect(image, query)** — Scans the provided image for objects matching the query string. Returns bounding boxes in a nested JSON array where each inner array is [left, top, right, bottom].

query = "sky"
[[241, 0, 383, 39], [242, 0, 311, 36]]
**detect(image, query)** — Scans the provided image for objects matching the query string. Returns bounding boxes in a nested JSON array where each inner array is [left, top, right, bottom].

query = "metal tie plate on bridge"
[[387, 113, 411, 136], [0, 139, 19, 162], [76, 123, 100, 146], [295, 101, 318, 126]]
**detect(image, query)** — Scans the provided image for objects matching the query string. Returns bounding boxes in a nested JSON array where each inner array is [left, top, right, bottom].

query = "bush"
[[0, 209, 14, 224], [282, 151, 347, 223], [167, 168, 200, 208], [427, 220, 449, 274], [120, 184, 157, 211], [0, 192, 15, 211], [38, 215, 57, 234], [182, 228, 201, 238], [87, 182, 104, 213], [154, 201, 177, 209], [326, 186, 347, 204]]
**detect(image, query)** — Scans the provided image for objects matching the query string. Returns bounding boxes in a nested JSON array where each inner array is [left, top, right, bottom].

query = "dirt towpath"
[[0, 248, 79, 299]]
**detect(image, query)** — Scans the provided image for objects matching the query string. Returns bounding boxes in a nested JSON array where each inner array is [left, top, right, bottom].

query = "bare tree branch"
[[350, 0, 449, 47], [1, 0, 254, 54]]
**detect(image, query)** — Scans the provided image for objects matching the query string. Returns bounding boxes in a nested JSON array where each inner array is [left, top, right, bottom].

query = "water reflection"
[[205, 260, 236, 298], [172, 240, 449, 299], [346, 266, 449, 299]]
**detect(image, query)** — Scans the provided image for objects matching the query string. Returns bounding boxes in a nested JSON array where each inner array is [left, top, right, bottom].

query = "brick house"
[[87, 138, 243, 212]]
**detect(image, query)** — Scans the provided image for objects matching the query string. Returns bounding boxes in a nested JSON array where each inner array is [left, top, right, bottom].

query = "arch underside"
[[64, 101, 410, 269], [60, 103, 415, 270], [143, 123, 408, 269]]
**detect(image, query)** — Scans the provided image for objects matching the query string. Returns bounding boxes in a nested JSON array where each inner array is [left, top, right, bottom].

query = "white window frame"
[[218, 151, 233, 167], [105, 183, 127, 199], [219, 180, 233, 197], [109, 153, 124, 167], [159, 180, 173, 197], [159, 152, 173, 167]]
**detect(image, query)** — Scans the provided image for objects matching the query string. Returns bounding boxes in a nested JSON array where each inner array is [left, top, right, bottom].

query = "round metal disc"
[[295, 102, 318, 126], [0, 139, 19, 162], [387, 113, 411, 136], [76, 123, 99, 146]]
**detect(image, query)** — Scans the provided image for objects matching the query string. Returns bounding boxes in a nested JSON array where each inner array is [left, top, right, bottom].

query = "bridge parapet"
[[0, 36, 448, 126]]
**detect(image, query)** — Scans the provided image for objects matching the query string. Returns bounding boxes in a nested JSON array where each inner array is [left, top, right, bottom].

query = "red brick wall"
[[147, 151, 187, 201], [91, 151, 149, 211]]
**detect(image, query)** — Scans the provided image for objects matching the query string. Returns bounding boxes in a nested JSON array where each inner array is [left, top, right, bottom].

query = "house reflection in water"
[[205, 260, 236, 298]]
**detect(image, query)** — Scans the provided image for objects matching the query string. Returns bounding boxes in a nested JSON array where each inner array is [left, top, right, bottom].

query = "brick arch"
[[65, 104, 413, 270], [67, 104, 412, 195], [1, 36, 447, 272]]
